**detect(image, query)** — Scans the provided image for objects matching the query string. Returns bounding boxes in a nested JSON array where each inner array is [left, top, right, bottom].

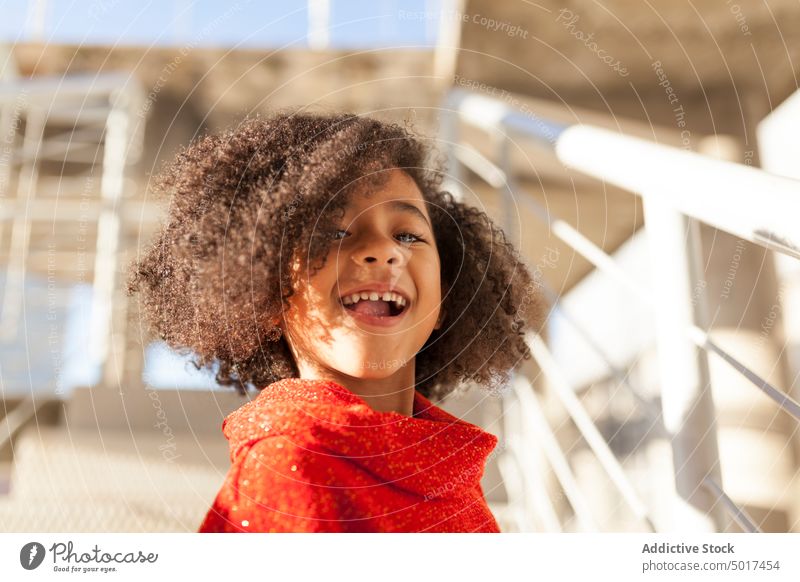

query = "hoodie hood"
[[221, 378, 498, 500]]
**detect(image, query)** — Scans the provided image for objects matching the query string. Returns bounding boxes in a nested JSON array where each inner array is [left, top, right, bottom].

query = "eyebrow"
[[388, 200, 431, 229]]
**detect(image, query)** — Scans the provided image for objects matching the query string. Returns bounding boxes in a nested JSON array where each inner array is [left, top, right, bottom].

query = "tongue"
[[351, 300, 391, 317]]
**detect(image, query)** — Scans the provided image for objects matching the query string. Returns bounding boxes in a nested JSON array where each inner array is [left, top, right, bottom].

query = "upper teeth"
[[342, 291, 407, 307]]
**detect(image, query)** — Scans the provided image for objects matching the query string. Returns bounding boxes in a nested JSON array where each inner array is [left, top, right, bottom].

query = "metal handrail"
[[539, 284, 667, 439], [0, 73, 143, 390], [447, 88, 800, 260], [702, 476, 762, 533], [498, 437, 562, 532], [455, 136, 666, 435], [452, 141, 652, 305], [0, 396, 40, 451], [446, 86, 800, 532], [0, 73, 133, 103], [688, 325, 800, 422], [511, 375, 599, 531], [527, 333, 658, 532]]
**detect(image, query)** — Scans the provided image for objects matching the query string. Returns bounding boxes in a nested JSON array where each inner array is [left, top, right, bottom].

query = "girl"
[[127, 112, 545, 533]]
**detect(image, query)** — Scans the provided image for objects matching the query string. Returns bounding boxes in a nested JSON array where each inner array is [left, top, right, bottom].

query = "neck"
[[295, 360, 417, 417]]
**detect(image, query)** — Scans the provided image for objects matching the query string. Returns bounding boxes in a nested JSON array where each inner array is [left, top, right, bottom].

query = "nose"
[[349, 233, 411, 267]]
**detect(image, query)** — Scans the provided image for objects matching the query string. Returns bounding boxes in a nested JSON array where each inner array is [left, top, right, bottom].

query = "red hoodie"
[[198, 378, 501, 533]]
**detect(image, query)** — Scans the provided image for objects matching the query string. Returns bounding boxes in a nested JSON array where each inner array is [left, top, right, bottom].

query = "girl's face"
[[281, 169, 443, 382]]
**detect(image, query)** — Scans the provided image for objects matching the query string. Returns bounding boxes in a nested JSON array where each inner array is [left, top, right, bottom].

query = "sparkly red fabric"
[[198, 378, 501, 533]]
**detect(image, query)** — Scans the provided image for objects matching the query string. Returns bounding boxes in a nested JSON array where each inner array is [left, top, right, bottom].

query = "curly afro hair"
[[127, 111, 546, 401]]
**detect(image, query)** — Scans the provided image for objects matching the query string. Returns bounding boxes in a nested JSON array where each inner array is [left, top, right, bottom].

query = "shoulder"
[[199, 436, 361, 532], [236, 436, 339, 483], [229, 435, 361, 509]]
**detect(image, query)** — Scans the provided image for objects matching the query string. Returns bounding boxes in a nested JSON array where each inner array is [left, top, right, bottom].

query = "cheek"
[[292, 258, 338, 306], [425, 257, 442, 295], [417, 264, 442, 309]]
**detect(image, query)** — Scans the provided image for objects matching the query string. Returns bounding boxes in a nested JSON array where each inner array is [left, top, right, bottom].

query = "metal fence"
[[442, 87, 800, 533], [2, 74, 798, 533], [0, 74, 143, 456]]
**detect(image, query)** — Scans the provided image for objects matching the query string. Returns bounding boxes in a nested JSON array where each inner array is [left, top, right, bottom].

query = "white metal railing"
[[443, 87, 800, 533], [452, 137, 666, 442], [0, 73, 144, 392], [448, 89, 800, 258], [451, 142, 653, 305], [0, 396, 38, 452]]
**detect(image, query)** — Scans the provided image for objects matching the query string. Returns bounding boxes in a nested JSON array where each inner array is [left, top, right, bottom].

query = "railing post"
[[439, 102, 464, 202], [642, 195, 729, 531], [90, 85, 142, 389]]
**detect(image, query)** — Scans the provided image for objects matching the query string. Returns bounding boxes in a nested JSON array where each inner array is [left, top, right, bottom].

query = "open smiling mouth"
[[339, 292, 409, 324]]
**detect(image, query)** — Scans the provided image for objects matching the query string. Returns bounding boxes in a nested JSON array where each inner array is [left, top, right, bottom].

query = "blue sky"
[[0, 0, 442, 48], [0, 275, 221, 396]]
